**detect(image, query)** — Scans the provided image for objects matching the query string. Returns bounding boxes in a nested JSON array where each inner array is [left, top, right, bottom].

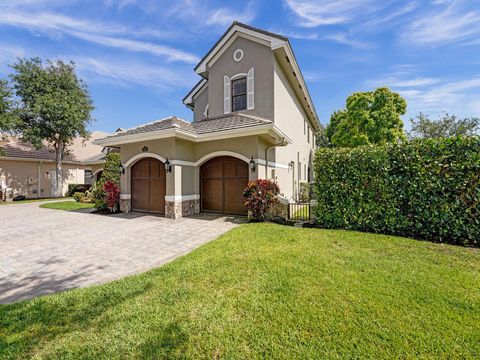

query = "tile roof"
[[0, 132, 108, 162], [102, 113, 272, 140]]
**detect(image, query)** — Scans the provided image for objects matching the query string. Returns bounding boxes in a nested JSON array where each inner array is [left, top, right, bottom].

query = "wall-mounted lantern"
[[141, 146, 149, 152], [249, 156, 256, 172], [164, 157, 172, 173], [118, 164, 125, 175]]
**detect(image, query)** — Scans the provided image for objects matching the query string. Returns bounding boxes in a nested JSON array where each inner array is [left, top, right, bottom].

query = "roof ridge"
[[120, 116, 176, 133]]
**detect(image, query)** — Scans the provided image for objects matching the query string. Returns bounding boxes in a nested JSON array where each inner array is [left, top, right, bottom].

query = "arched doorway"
[[200, 156, 248, 215], [131, 158, 166, 213]]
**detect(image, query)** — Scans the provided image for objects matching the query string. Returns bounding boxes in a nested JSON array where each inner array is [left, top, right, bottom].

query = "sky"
[[0, 0, 479, 133]]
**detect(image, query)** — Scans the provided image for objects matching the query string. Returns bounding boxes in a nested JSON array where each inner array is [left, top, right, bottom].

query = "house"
[[94, 22, 320, 218], [0, 132, 108, 200]]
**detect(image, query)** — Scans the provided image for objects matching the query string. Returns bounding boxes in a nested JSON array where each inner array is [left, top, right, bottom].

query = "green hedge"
[[313, 137, 480, 246]]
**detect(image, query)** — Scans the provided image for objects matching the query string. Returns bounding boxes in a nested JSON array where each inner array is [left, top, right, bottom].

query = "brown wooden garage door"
[[200, 156, 248, 215], [131, 158, 166, 214]]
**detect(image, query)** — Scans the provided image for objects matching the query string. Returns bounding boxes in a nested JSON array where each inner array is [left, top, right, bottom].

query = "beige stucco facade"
[[96, 22, 320, 218], [0, 159, 95, 199]]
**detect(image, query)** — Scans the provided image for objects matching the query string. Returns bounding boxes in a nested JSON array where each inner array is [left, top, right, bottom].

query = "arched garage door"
[[200, 156, 248, 215], [131, 158, 166, 214]]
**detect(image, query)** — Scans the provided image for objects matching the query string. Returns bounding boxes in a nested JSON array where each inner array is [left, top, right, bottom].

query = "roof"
[[193, 21, 287, 73], [185, 21, 320, 129], [0, 131, 109, 163], [100, 114, 272, 141]]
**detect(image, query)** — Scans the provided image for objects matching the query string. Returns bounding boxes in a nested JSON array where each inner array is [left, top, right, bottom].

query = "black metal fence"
[[287, 202, 311, 221]]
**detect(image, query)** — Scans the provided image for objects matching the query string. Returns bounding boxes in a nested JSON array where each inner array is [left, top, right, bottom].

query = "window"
[[84, 170, 93, 185], [304, 119, 306, 135], [307, 126, 310, 143], [231, 77, 247, 112]]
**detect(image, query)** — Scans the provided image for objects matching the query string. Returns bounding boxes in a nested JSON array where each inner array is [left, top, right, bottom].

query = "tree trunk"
[[54, 142, 63, 197]]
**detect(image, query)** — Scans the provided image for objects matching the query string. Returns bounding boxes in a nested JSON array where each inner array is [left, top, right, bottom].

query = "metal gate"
[[287, 202, 311, 221]]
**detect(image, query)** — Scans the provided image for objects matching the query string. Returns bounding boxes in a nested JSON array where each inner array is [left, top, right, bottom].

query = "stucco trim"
[[120, 193, 131, 200], [195, 151, 250, 166], [256, 159, 289, 169], [123, 152, 167, 168], [165, 194, 200, 202]]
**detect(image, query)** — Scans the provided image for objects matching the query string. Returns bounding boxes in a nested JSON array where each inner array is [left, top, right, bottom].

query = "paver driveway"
[[0, 201, 242, 304]]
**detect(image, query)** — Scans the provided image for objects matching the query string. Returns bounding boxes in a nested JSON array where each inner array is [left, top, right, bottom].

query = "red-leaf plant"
[[103, 180, 120, 213], [243, 179, 280, 221]]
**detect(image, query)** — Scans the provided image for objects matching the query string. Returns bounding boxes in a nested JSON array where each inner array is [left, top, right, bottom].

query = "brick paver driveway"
[[0, 201, 242, 304]]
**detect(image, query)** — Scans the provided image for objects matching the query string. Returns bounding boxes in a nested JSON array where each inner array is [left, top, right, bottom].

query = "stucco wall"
[[0, 159, 91, 198], [207, 36, 274, 120], [273, 58, 316, 200], [193, 85, 208, 122]]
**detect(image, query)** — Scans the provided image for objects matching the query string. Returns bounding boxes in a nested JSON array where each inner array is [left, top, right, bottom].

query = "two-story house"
[[95, 22, 320, 218]]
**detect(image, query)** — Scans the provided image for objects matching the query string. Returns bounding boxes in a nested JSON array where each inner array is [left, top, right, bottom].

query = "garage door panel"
[[150, 178, 166, 213], [200, 156, 248, 215], [202, 162, 223, 179], [201, 179, 223, 212], [224, 179, 248, 214], [131, 158, 166, 214]]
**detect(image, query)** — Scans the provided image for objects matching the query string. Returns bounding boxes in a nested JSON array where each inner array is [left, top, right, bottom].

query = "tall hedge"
[[313, 137, 480, 246]]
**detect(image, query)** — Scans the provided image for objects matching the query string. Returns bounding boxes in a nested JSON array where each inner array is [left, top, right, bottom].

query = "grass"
[[39, 201, 95, 211], [0, 197, 72, 205], [0, 223, 479, 359]]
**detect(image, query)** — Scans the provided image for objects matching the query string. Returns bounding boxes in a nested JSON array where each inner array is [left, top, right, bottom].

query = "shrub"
[[73, 192, 84, 202], [313, 136, 480, 246], [67, 184, 91, 197], [93, 152, 121, 210], [243, 179, 280, 221], [103, 180, 120, 213]]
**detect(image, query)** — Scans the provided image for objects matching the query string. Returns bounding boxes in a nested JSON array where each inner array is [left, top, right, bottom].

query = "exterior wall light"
[[249, 156, 256, 172], [164, 158, 172, 173], [118, 164, 125, 175], [142, 146, 149, 152]]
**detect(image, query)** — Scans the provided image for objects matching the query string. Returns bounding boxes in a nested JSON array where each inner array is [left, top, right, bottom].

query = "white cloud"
[[0, 11, 199, 63], [285, 0, 377, 27], [402, 1, 480, 46], [75, 57, 192, 89], [205, 5, 256, 26], [322, 32, 373, 49]]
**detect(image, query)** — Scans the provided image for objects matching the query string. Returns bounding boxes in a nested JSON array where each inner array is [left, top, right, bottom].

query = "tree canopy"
[[325, 87, 407, 147], [1, 58, 94, 196], [409, 113, 480, 138]]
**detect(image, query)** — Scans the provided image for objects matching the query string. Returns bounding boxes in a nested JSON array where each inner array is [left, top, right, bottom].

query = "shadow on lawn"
[[0, 271, 153, 357]]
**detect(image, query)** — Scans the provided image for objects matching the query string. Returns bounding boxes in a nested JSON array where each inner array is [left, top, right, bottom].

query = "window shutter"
[[247, 67, 254, 110], [224, 75, 231, 114]]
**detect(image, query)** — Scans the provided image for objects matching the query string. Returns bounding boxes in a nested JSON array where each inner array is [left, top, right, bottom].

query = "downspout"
[[265, 138, 288, 179]]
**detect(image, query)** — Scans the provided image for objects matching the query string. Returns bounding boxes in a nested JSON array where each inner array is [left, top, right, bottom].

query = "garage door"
[[131, 158, 166, 214], [200, 156, 248, 215]]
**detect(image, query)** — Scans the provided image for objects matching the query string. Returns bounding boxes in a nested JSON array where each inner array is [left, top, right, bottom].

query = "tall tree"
[[326, 87, 407, 147], [0, 79, 16, 131], [409, 112, 480, 138], [5, 58, 94, 196]]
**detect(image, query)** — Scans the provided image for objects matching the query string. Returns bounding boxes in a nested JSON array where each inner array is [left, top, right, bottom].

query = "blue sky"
[[0, 0, 479, 133]]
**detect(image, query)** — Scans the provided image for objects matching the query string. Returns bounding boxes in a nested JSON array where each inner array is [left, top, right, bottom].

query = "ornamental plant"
[[243, 179, 280, 221], [103, 180, 120, 213]]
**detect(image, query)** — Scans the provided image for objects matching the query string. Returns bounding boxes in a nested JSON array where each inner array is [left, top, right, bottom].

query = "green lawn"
[[1, 224, 479, 359], [39, 201, 95, 211]]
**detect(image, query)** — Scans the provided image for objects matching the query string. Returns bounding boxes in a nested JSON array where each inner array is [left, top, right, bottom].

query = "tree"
[[325, 87, 407, 147], [5, 58, 93, 196], [409, 112, 480, 139], [93, 152, 121, 209]]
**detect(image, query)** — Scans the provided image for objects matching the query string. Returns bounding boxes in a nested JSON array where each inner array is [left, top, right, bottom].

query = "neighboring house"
[[95, 22, 320, 218], [0, 131, 108, 199]]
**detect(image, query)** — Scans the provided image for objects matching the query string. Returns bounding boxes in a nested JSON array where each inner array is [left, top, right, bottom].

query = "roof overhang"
[[182, 78, 208, 108], [0, 156, 94, 166], [93, 123, 291, 147]]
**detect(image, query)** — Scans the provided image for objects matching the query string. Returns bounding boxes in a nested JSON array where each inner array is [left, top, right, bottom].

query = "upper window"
[[231, 77, 247, 112]]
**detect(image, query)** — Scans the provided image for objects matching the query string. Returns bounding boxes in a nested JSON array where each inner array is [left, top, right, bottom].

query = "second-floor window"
[[231, 77, 247, 112]]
